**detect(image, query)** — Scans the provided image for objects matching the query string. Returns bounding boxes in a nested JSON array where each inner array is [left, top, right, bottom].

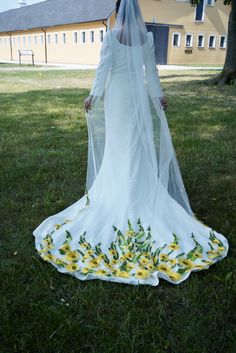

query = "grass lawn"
[[0, 68, 235, 353]]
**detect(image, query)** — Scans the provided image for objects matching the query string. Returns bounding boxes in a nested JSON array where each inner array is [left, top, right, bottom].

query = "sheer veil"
[[85, 0, 194, 217]]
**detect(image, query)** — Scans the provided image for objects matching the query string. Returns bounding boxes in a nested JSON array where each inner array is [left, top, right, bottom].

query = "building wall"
[[0, 0, 231, 65], [140, 0, 230, 64], [0, 21, 107, 65]]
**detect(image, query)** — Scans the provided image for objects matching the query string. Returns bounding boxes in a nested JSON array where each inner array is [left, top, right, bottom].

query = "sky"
[[0, 0, 46, 13]]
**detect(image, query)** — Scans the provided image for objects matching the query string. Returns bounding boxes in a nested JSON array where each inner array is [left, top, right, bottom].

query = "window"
[[90, 30, 95, 43], [62, 33, 66, 44], [81, 31, 86, 43], [13, 37, 16, 46], [99, 29, 104, 43], [55, 33, 58, 44], [185, 34, 193, 47], [197, 34, 205, 47], [4, 37, 6, 46], [34, 35, 37, 45], [206, 0, 214, 6], [74, 32, 78, 44], [23, 36, 26, 45], [47, 34, 51, 45], [195, 0, 205, 22], [28, 35, 31, 45], [219, 35, 226, 48], [208, 35, 216, 48], [0, 38, 2, 46], [40, 34, 44, 45], [172, 33, 181, 47]]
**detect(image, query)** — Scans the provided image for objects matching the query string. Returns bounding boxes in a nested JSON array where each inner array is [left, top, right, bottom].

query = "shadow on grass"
[[0, 82, 235, 353]]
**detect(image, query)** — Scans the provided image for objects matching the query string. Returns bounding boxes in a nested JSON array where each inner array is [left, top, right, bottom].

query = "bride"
[[33, 0, 229, 286]]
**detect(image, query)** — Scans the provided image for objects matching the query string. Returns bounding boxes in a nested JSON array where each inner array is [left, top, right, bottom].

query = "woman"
[[33, 0, 229, 286]]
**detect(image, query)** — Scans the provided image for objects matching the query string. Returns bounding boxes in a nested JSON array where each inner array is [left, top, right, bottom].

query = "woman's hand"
[[84, 95, 94, 113], [159, 96, 168, 111]]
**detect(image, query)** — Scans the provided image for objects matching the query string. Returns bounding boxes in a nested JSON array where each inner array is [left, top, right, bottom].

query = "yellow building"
[[0, 0, 230, 65]]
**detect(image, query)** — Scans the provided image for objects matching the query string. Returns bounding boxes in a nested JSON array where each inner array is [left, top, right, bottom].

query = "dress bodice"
[[90, 29, 164, 98]]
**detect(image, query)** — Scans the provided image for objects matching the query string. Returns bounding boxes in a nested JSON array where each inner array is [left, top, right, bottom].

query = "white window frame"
[[0, 38, 2, 46], [81, 30, 86, 44], [12, 37, 16, 46], [99, 29, 105, 43], [206, 0, 214, 6], [28, 35, 31, 45], [73, 31, 78, 44], [62, 32, 66, 44], [90, 30, 95, 44], [54, 33, 58, 45], [219, 35, 227, 49], [197, 34, 205, 48], [47, 34, 51, 45], [34, 34, 37, 45], [23, 36, 26, 45], [185, 33, 193, 48], [18, 36, 20, 45], [194, 0, 206, 23], [172, 32, 181, 47], [208, 34, 216, 48], [40, 34, 44, 45]]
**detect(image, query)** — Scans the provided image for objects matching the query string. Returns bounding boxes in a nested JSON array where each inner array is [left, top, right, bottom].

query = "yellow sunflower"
[[218, 246, 225, 252], [207, 251, 220, 259], [124, 252, 134, 260], [65, 263, 79, 272], [59, 243, 71, 252], [159, 253, 170, 261], [178, 258, 194, 269], [81, 267, 91, 274], [117, 270, 130, 278], [88, 258, 101, 268], [96, 269, 108, 276], [80, 242, 90, 248], [109, 249, 118, 257], [135, 268, 150, 279], [126, 263, 135, 270], [125, 230, 136, 237], [212, 239, 221, 244], [169, 258, 177, 266], [157, 264, 172, 273], [139, 257, 149, 266], [104, 262, 113, 269], [65, 251, 79, 262], [168, 271, 182, 281], [193, 252, 203, 259], [168, 243, 180, 251], [55, 258, 66, 266], [194, 265, 206, 269], [146, 263, 155, 271]]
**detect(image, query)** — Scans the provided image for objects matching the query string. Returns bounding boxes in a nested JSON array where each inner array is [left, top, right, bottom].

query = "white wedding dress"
[[33, 29, 229, 286]]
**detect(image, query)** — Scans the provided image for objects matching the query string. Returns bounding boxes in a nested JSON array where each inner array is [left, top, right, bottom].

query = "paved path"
[[0, 60, 223, 71]]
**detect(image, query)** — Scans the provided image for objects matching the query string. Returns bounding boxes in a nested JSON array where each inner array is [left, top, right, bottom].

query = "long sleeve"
[[144, 31, 164, 98], [90, 30, 113, 97]]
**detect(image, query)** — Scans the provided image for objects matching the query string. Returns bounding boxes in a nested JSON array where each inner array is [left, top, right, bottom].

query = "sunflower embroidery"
[[38, 218, 227, 283]]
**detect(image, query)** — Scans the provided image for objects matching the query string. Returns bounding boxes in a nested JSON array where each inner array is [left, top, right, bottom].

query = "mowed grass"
[[0, 68, 235, 353]]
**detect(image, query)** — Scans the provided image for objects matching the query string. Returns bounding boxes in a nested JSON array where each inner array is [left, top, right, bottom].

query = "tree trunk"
[[210, 1, 236, 85]]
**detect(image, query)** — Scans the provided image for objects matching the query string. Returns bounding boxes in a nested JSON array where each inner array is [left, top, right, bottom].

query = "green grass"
[[0, 69, 235, 353]]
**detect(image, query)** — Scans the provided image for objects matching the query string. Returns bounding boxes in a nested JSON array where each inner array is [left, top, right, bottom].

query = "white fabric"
[[32, 0, 229, 286], [90, 31, 163, 98]]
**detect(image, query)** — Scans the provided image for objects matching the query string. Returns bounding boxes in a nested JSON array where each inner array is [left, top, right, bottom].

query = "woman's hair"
[[116, 0, 122, 14]]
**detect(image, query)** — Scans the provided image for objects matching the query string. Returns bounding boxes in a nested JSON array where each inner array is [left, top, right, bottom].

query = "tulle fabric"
[[86, 0, 193, 216]]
